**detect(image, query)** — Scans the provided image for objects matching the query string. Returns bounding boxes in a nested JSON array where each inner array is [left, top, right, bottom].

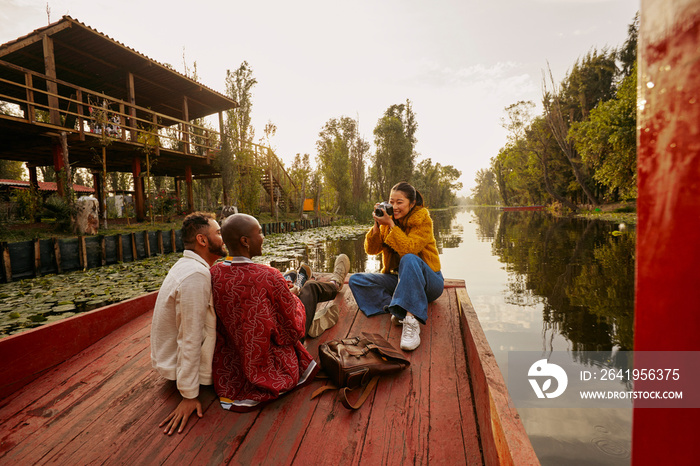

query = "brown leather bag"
[[311, 332, 410, 409]]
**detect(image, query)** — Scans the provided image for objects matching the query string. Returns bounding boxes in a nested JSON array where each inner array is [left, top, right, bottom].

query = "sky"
[[0, 0, 639, 196]]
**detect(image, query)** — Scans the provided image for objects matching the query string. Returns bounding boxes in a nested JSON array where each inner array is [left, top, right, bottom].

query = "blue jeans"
[[348, 254, 444, 324]]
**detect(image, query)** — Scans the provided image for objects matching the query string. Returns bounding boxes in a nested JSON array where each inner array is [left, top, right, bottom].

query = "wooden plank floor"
[[0, 279, 484, 465]]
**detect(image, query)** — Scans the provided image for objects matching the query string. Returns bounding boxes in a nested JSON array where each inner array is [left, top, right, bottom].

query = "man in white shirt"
[[150, 212, 226, 435]]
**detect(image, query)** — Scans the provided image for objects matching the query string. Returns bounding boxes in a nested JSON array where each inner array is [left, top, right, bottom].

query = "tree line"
[[219, 66, 463, 219], [471, 14, 638, 211], [1, 58, 463, 223]]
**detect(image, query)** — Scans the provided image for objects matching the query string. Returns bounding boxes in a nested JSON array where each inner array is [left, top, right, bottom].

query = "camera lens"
[[374, 207, 384, 217]]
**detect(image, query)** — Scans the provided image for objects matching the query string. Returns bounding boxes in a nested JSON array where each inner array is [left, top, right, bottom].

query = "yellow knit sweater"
[[364, 206, 441, 274]]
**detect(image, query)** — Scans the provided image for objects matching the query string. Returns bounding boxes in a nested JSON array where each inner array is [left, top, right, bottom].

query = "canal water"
[[306, 207, 635, 466]]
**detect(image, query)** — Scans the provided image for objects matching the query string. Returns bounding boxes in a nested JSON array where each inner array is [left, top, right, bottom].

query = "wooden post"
[[27, 165, 39, 191], [132, 157, 145, 222], [117, 235, 124, 262], [1, 243, 11, 282], [76, 89, 85, 141], [152, 113, 160, 156], [78, 236, 87, 271], [119, 103, 126, 142], [24, 72, 35, 123], [33, 239, 41, 277], [126, 72, 137, 143], [171, 229, 176, 253], [101, 145, 108, 229], [175, 178, 182, 213], [53, 238, 62, 274], [130, 233, 137, 261], [182, 96, 190, 154], [92, 171, 105, 228], [42, 35, 60, 126], [185, 166, 194, 213]]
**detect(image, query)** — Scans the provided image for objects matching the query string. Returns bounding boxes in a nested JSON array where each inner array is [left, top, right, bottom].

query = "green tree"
[[221, 61, 257, 209], [543, 49, 618, 206], [471, 168, 500, 205], [371, 100, 417, 198], [413, 159, 462, 208], [570, 62, 637, 199], [496, 101, 568, 208], [316, 117, 364, 214], [617, 13, 639, 79], [0, 160, 24, 180], [289, 153, 312, 194]]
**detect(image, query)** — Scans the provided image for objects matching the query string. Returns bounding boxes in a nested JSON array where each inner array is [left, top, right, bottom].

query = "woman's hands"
[[372, 203, 395, 230]]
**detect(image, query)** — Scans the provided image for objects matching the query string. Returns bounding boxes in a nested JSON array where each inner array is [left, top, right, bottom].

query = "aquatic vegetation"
[[0, 225, 367, 337]]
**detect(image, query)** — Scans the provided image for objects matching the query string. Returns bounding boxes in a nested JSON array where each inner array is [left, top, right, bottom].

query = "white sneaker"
[[329, 254, 350, 290], [400, 314, 421, 351]]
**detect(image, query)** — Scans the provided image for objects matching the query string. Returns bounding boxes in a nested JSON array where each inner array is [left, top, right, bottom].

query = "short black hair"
[[182, 212, 215, 249]]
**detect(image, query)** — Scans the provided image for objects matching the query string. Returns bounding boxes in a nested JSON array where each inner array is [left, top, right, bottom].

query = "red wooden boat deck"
[[0, 277, 537, 465]]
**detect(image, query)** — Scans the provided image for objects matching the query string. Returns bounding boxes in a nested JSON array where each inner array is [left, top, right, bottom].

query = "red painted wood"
[[0, 312, 153, 463], [633, 2, 700, 465], [0, 291, 158, 399], [274, 288, 391, 465], [458, 287, 539, 466], [0, 276, 536, 465], [427, 287, 482, 465], [357, 295, 430, 465]]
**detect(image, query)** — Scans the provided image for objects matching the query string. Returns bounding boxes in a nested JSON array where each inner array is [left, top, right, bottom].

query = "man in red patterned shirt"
[[211, 213, 349, 411]]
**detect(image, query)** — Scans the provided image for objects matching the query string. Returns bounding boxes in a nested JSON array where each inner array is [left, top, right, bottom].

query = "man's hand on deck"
[[159, 396, 203, 435]]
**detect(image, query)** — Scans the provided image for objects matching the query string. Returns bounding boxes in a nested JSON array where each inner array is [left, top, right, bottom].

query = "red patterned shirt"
[[211, 257, 316, 411]]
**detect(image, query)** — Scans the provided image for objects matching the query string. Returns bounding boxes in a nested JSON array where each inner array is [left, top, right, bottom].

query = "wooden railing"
[[0, 58, 220, 157], [0, 58, 300, 210]]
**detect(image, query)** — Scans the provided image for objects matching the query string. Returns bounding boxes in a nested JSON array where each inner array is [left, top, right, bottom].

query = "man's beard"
[[208, 239, 227, 257]]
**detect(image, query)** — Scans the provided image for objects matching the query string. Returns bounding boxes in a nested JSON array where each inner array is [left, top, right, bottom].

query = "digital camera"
[[374, 201, 394, 217]]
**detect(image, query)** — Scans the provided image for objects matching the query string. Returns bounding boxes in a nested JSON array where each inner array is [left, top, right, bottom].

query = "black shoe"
[[296, 263, 312, 288]]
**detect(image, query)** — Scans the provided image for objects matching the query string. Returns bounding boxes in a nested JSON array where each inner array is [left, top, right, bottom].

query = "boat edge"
[[0, 291, 158, 399], [457, 286, 540, 466]]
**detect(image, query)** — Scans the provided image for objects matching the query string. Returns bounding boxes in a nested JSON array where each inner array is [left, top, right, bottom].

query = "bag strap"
[[340, 375, 380, 410], [310, 383, 338, 399]]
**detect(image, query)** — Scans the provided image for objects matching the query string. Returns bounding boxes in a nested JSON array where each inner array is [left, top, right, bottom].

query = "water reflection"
[[457, 207, 635, 465], [270, 207, 635, 464], [471, 208, 635, 357]]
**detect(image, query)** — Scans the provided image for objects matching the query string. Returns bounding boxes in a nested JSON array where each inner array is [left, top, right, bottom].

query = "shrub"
[[11, 188, 42, 221]]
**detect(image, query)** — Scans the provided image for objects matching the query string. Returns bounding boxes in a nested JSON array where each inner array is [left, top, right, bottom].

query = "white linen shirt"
[[150, 250, 216, 399]]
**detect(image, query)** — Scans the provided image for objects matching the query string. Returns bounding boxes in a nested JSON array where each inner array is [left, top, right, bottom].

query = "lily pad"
[[53, 304, 77, 313]]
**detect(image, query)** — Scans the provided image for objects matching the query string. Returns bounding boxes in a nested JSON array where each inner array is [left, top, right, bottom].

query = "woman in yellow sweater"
[[348, 182, 443, 351]]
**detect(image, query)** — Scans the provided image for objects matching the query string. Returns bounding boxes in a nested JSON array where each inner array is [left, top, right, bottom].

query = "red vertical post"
[[185, 166, 194, 213], [132, 157, 145, 222], [52, 142, 65, 197], [633, 2, 700, 465]]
